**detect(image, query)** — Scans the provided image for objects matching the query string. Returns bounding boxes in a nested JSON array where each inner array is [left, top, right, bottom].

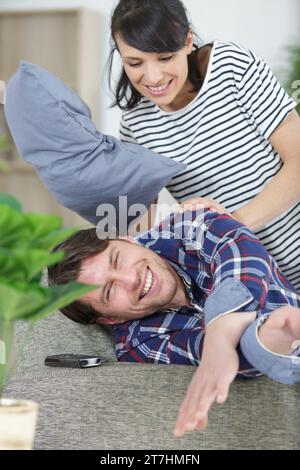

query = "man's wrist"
[[205, 312, 257, 346]]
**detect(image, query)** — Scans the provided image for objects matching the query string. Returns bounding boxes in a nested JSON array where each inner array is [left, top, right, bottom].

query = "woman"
[[108, 0, 300, 292]]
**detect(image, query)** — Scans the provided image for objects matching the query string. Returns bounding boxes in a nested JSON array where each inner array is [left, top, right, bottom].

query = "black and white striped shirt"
[[120, 41, 299, 292]]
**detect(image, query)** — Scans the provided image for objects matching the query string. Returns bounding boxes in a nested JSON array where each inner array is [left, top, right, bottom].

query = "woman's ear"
[[186, 30, 194, 54]]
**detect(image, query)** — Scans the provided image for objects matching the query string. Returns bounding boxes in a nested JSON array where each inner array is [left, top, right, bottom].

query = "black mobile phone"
[[44, 354, 104, 369]]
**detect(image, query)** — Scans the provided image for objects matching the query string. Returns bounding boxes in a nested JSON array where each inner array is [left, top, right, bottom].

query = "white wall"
[[0, 0, 299, 137]]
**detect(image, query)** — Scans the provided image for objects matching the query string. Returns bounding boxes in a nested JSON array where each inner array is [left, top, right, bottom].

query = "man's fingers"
[[196, 414, 209, 431], [194, 388, 218, 422], [174, 397, 194, 436], [174, 380, 206, 436], [216, 385, 229, 404], [174, 381, 218, 437]]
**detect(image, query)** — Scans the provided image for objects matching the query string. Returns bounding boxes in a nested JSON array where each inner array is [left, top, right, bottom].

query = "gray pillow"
[[4, 61, 185, 228]]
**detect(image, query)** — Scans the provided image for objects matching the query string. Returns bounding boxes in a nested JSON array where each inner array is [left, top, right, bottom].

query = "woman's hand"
[[178, 196, 232, 216]]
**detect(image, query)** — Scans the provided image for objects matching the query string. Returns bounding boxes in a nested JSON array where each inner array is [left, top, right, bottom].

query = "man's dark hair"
[[108, 0, 204, 110], [48, 229, 109, 324]]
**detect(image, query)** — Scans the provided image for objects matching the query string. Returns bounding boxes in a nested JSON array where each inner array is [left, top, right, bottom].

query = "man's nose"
[[114, 268, 140, 291]]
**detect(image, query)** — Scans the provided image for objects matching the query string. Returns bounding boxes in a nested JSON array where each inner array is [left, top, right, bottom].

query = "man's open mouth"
[[139, 267, 155, 300]]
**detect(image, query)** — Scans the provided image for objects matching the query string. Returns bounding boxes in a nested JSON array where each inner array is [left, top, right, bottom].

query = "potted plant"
[[0, 193, 97, 450], [285, 45, 300, 115]]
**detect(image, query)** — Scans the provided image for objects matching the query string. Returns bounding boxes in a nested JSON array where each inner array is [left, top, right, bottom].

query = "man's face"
[[77, 238, 187, 324]]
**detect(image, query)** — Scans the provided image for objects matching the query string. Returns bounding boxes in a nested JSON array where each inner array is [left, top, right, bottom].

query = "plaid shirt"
[[113, 210, 300, 371]]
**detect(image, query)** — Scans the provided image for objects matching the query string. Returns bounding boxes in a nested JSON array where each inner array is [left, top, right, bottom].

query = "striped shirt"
[[120, 41, 300, 292], [113, 210, 300, 370]]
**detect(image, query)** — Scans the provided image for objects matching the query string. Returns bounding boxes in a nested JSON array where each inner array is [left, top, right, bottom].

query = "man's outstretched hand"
[[173, 311, 256, 436], [173, 330, 239, 436]]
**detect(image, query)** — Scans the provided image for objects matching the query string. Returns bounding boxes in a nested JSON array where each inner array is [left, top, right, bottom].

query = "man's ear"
[[118, 235, 139, 244], [96, 316, 124, 325]]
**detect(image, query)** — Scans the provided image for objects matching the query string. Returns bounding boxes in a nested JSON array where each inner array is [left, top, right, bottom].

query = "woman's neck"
[[161, 80, 198, 113], [159, 45, 212, 113]]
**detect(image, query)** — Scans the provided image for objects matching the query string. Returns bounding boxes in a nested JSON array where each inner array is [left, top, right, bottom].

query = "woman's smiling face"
[[77, 238, 189, 324], [116, 32, 194, 112]]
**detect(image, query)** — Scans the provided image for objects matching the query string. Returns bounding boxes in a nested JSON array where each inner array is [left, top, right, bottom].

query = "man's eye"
[[106, 253, 119, 300], [107, 285, 112, 301]]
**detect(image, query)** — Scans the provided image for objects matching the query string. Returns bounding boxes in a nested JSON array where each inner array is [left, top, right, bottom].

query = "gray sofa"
[[5, 312, 300, 450]]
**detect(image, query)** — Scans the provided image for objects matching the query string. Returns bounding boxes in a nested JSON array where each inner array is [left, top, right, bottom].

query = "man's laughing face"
[[77, 237, 188, 324]]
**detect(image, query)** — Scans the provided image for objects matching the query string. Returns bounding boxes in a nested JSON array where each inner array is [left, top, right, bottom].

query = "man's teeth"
[[148, 81, 170, 92], [142, 269, 153, 296]]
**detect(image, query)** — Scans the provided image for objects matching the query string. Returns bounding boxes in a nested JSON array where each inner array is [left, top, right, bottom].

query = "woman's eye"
[[127, 63, 141, 68], [160, 55, 173, 62]]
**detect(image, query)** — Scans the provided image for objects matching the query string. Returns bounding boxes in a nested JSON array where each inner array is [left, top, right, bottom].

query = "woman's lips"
[[146, 79, 173, 97]]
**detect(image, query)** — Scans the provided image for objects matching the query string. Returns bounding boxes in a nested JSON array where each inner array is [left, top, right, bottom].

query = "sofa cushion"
[[4, 61, 185, 229], [13, 313, 116, 376], [6, 363, 300, 450], [5, 313, 300, 450]]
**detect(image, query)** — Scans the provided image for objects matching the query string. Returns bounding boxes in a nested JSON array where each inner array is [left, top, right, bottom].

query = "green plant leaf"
[[0, 282, 47, 320], [0, 194, 100, 398], [0, 248, 65, 282], [0, 204, 30, 247], [0, 281, 97, 321], [0, 193, 22, 212], [24, 213, 62, 238], [25, 282, 98, 322], [28, 226, 80, 251], [284, 45, 300, 116]]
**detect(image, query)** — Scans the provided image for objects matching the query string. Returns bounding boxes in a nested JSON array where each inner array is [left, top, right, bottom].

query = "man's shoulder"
[[112, 307, 202, 354], [135, 209, 245, 246], [112, 309, 177, 357]]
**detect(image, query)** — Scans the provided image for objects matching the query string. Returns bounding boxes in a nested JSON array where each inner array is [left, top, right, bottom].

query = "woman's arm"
[[179, 110, 300, 231], [233, 110, 300, 231]]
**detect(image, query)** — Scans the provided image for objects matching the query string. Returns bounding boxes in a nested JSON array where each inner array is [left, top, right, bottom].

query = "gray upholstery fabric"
[[5, 313, 300, 450]]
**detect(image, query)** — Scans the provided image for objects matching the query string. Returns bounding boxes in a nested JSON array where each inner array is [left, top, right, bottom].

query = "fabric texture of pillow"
[[4, 61, 186, 228]]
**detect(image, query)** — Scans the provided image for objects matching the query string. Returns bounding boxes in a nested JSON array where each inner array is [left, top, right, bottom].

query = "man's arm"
[[115, 315, 205, 366], [173, 212, 276, 436], [174, 310, 257, 436], [196, 212, 276, 323]]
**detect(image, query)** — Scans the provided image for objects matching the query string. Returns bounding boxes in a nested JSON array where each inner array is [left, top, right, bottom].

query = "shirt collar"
[[133, 234, 203, 316], [159, 258, 203, 316]]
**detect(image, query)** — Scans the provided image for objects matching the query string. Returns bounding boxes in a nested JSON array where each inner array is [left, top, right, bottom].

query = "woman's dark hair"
[[108, 0, 204, 110], [47, 229, 109, 324]]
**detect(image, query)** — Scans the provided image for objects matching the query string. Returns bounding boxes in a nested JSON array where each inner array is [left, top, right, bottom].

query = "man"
[[48, 209, 300, 437]]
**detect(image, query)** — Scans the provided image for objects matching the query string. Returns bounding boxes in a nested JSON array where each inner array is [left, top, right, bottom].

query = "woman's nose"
[[144, 65, 164, 85]]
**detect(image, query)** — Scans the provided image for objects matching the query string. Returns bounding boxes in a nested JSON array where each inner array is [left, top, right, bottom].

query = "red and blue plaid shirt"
[[113, 210, 300, 372]]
